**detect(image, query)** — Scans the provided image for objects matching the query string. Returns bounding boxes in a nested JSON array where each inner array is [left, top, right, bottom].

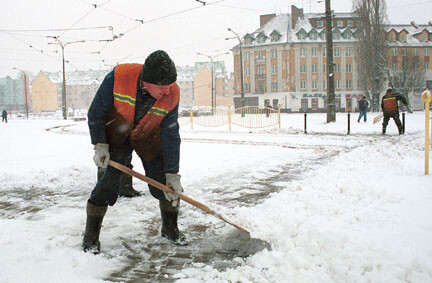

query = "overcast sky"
[[1, 0, 431, 78]]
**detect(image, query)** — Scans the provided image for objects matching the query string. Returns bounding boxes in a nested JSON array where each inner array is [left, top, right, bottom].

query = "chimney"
[[260, 14, 276, 28], [291, 5, 304, 28]]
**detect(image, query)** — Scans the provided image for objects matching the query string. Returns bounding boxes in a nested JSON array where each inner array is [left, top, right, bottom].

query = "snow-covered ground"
[[0, 112, 431, 283]]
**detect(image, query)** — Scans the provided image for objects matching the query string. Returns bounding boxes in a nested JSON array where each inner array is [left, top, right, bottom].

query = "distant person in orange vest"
[[381, 88, 408, 134], [2, 109, 7, 123], [83, 50, 186, 254]]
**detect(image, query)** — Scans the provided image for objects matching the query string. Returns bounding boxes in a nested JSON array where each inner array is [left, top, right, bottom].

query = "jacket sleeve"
[[395, 93, 408, 106], [87, 70, 115, 145], [160, 104, 181, 173]]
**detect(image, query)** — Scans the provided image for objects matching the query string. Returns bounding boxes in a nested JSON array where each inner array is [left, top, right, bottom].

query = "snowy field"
[[0, 112, 431, 283]]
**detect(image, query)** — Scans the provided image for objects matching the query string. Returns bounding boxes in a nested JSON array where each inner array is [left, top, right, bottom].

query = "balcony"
[[255, 58, 266, 65]]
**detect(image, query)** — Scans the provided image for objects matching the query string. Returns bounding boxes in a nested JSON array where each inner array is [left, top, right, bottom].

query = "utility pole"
[[197, 52, 229, 113], [226, 28, 245, 115], [325, 0, 336, 122], [13, 67, 29, 118], [47, 36, 85, 120]]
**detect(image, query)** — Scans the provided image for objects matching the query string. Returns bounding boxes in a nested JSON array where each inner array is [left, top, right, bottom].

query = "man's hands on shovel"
[[93, 143, 110, 168], [164, 173, 183, 207]]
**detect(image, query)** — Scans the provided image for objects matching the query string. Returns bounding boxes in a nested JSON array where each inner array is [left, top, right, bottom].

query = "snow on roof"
[[385, 24, 432, 47]]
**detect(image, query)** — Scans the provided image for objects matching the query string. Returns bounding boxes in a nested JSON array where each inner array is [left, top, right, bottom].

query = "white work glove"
[[164, 173, 183, 207], [93, 143, 110, 168]]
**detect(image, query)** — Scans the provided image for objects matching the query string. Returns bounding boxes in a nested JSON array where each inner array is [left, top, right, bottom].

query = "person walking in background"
[[357, 96, 369, 123], [2, 109, 7, 123], [83, 50, 186, 254], [381, 88, 408, 135]]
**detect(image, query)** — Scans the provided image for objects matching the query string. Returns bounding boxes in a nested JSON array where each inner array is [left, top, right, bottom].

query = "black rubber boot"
[[98, 167, 141, 198], [82, 200, 107, 254], [382, 127, 386, 135], [119, 173, 141, 198], [159, 200, 188, 245]]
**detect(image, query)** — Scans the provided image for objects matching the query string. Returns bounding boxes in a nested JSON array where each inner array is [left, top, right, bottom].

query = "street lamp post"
[[226, 28, 245, 114], [13, 67, 29, 118], [48, 36, 85, 120], [197, 52, 229, 113]]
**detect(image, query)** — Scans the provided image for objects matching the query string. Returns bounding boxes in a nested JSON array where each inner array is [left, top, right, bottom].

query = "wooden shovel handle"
[[108, 160, 250, 234]]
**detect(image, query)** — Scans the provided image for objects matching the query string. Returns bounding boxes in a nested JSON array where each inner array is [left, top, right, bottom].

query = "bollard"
[[422, 89, 431, 175], [304, 112, 307, 134], [402, 112, 405, 134], [347, 112, 351, 135]]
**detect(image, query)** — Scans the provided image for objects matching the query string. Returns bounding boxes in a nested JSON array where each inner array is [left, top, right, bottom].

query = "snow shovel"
[[373, 114, 384, 124], [108, 160, 250, 234]]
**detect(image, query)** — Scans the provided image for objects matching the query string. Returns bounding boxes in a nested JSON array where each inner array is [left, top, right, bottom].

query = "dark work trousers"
[[382, 112, 402, 133], [89, 138, 167, 206]]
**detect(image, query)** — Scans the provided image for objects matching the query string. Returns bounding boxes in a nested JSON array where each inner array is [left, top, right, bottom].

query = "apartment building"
[[230, 5, 432, 112]]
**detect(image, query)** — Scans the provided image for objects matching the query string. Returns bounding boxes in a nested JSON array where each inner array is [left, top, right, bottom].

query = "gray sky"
[[1, 0, 431, 78]]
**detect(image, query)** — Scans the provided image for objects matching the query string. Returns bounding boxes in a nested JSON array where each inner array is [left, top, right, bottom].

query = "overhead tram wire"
[[57, 0, 112, 38], [117, 0, 227, 39]]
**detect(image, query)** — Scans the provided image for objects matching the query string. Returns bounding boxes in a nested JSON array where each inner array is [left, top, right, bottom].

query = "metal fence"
[[178, 105, 280, 130]]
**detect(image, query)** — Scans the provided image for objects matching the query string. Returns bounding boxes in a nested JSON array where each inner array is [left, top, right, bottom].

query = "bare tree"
[[390, 49, 426, 109], [353, 0, 388, 112]]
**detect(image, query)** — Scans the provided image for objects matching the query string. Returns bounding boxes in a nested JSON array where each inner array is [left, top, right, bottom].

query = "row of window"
[[391, 47, 430, 56], [300, 80, 354, 90], [243, 79, 356, 92]]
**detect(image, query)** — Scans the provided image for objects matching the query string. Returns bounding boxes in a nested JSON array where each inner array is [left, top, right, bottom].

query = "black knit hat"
[[142, 50, 177, 85]]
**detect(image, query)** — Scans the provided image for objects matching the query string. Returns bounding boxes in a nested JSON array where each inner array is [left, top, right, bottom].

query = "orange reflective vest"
[[382, 94, 398, 113], [105, 64, 180, 160]]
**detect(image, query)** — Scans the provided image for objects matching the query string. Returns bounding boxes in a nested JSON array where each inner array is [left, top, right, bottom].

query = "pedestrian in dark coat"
[[357, 96, 369, 123], [83, 50, 187, 254], [2, 109, 7, 123], [381, 88, 408, 134]]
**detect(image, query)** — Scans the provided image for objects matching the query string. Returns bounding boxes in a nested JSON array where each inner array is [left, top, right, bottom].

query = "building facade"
[[230, 5, 432, 112], [0, 76, 27, 111]]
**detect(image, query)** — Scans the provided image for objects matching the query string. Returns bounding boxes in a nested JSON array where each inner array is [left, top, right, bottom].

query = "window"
[[426, 48, 430, 56], [426, 62, 429, 69], [245, 83, 250, 91], [272, 81, 278, 90], [392, 62, 397, 70], [245, 52, 250, 61], [392, 48, 397, 56], [317, 21, 324, 28], [312, 47, 318, 57], [400, 34, 406, 42], [346, 80, 352, 88], [245, 68, 250, 76], [323, 64, 327, 73], [258, 82, 265, 92], [346, 47, 352, 57], [345, 32, 352, 40], [390, 33, 394, 41], [337, 20, 343, 27], [301, 64, 306, 73], [258, 50, 264, 59], [272, 66, 278, 74], [301, 80, 306, 89], [334, 47, 340, 57], [271, 33, 280, 42], [403, 48, 408, 56], [299, 33, 307, 40], [335, 80, 341, 89], [414, 48, 419, 56], [347, 20, 353, 27], [312, 64, 318, 73], [335, 64, 340, 72], [310, 32, 318, 40], [312, 80, 318, 89], [346, 64, 352, 73], [323, 47, 326, 57], [357, 47, 361, 55], [300, 48, 306, 57], [323, 80, 327, 89], [257, 67, 264, 75], [423, 34, 427, 42], [271, 49, 277, 58], [333, 32, 341, 40]]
